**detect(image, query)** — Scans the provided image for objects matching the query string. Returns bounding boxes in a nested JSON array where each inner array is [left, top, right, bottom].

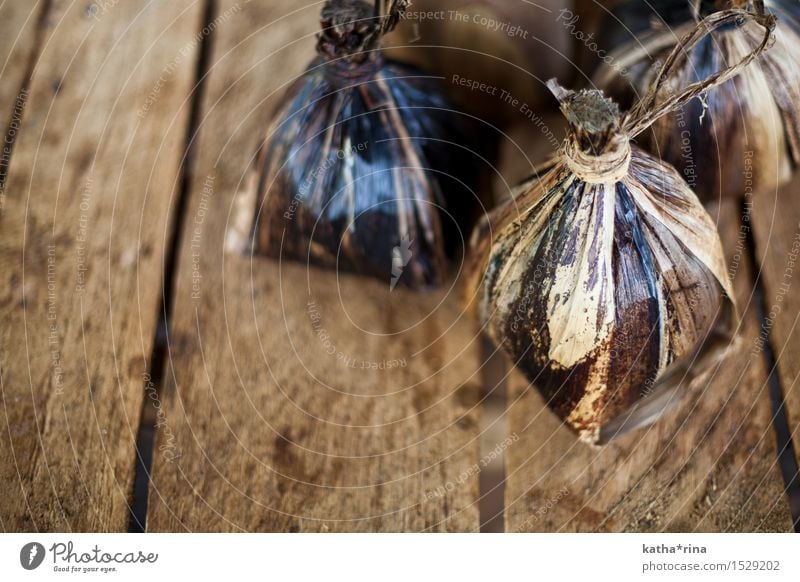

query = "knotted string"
[[564, 134, 632, 184], [324, 53, 384, 86], [623, 1, 774, 139], [559, 1, 774, 184]]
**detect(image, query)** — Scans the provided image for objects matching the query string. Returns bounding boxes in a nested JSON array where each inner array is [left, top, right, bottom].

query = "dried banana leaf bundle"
[[468, 8, 774, 444], [593, 0, 799, 202], [241, 0, 480, 289]]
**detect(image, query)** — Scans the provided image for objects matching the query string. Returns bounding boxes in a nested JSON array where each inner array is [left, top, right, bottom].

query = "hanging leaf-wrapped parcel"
[[235, 0, 479, 290], [468, 9, 773, 444], [470, 86, 735, 445]]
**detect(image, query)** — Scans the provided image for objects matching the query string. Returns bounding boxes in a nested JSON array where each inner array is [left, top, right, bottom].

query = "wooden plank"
[[0, 0, 203, 531], [0, 0, 42, 123], [146, 0, 482, 532], [0, 0, 46, 200], [751, 178, 800, 517], [504, 197, 793, 532]]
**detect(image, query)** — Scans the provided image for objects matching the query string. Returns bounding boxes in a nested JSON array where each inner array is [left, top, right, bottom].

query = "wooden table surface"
[[1, 0, 798, 532]]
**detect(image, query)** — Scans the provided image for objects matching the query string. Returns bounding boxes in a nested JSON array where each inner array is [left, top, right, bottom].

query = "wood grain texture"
[[751, 180, 800, 469], [503, 198, 793, 532], [0, 0, 203, 531], [146, 0, 482, 532], [0, 0, 43, 128], [0, 0, 47, 199]]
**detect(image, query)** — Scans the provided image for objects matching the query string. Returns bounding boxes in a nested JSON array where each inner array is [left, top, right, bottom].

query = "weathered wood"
[[504, 198, 793, 532], [751, 179, 800, 508], [0, 0, 46, 199], [2, 0, 794, 535], [753, 181, 800, 424], [146, 0, 482, 532], [0, 0, 203, 531], [0, 1, 42, 126]]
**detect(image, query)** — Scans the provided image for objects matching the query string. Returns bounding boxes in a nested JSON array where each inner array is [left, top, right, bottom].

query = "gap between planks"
[[1, 0, 206, 531], [128, 0, 219, 534], [502, 196, 794, 532], [143, 0, 482, 532], [748, 183, 800, 531], [123, 1, 800, 534]]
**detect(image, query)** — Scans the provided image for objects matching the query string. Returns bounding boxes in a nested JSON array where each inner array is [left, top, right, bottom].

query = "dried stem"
[[547, 80, 621, 151]]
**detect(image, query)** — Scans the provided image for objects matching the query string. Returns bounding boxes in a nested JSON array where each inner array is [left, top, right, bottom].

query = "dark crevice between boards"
[[128, 0, 219, 533], [0, 0, 53, 198], [479, 336, 508, 532], [743, 198, 800, 532]]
